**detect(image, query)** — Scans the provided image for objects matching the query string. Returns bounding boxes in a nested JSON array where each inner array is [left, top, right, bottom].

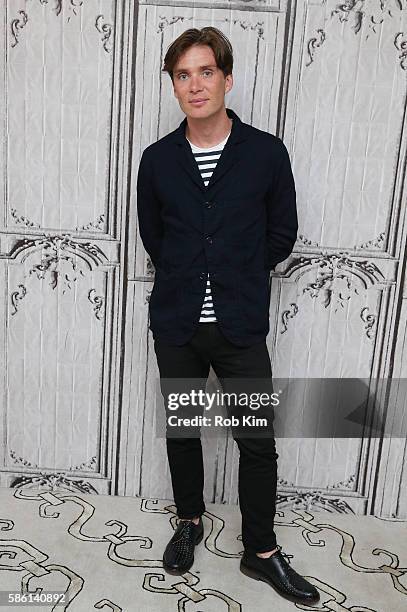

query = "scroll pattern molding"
[[9, 450, 97, 473], [8, 235, 107, 317], [279, 253, 383, 336], [9, 471, 99, 493], [10, 1, 113, 53], [306, 1, 406, 68]]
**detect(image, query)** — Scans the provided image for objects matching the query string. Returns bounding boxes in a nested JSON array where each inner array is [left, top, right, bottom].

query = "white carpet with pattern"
[[0, 487, 406, 611]]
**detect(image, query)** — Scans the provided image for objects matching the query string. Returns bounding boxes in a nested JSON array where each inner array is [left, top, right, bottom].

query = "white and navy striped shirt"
[[186, 128, 231, 322]]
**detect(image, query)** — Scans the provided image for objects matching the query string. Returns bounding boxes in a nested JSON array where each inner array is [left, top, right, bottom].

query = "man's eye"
[[177, 71, 212, 80]]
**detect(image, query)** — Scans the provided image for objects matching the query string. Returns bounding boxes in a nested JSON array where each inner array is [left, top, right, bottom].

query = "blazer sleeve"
[[265, 140, 298, 271], [136, 147, 164, 268]]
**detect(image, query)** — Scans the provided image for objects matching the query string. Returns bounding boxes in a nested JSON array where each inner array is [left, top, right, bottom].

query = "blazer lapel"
[[179, 141, 209, 192], [204, 140, 239, 192]]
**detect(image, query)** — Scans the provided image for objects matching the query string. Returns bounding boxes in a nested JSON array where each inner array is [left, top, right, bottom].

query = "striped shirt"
[[186, 128, 231, 322]]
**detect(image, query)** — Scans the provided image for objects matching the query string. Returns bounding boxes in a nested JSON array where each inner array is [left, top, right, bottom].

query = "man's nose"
[[189, 75, 203, 91]]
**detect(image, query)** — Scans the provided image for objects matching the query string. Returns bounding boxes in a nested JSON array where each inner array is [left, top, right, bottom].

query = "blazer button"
[[205, 236, 213, 244], [204, 201, 213, 209]]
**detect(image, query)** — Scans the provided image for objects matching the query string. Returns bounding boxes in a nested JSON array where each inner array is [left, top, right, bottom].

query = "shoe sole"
[[240, 561, 320, 607], [163, 530, 204, 575]]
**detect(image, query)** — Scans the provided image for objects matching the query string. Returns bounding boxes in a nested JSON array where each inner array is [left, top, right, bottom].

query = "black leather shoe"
[[163, 517, 204, 574], [240, 547, 320, 605]]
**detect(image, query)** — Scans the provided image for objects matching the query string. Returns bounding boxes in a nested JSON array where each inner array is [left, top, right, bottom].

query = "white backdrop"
[[0, 0, 406, 518]]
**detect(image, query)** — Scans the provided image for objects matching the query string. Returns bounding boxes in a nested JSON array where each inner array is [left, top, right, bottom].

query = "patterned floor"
[[0, 486, 406, 611]]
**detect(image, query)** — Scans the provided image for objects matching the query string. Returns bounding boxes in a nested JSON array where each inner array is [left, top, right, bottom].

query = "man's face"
[[172, 44, 233, 119]]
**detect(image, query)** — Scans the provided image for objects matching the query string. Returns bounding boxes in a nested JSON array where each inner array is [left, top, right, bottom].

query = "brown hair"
[[162, 27, 233, 82]]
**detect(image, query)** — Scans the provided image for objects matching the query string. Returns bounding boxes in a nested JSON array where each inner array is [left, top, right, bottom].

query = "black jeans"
[[153, 322, 278, 553]]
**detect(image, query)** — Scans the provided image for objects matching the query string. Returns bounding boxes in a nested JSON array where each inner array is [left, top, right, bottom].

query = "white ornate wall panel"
[[269, 0, 407, 514], [0, 1, 136, 493], [268, 257, 391, 510], [284, 0, 407, 254], [5, 0, 117, 234]]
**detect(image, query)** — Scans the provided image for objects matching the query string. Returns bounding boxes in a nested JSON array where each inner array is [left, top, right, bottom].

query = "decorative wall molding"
[[300, 255, 382, 311], [306, 2, 405, 68], [330, 473, 357, 491], [74, 214, 106, 232], [9, 450, 97, 473], [278, 474, 358, 492], [9, 234, 108, 271], [69, 456, 98, 471], [10, 473, 99, 494], [276, 491, 355, 513], [330, 0, 403, 39], [145, 257, 155, 277], [394, 31, 407, 70], [9, 449, 39, 468], [278, 477, 296, 487], [10, 1, 84, 48], [281, 302, 299, 334], [88, 288, 105, 320], [306, 28, 326, 66], [10, 284, 27, 316], [355, 232, 386, 251], [32, 0, 85, 20], [11, 209, 106, 233], [224, 17, 265, 38], [298, 234, 320, 247], [10, 1, 111, 49], [10, 10, 28, 48], [7, 237, 109, 318], [157, 15, 192, 33], [286, 253, 385, 289], [360, 306, 377, 339], [303, 271, 358, 310], [10, 208, 41, 229], [95, 14, 113, 53], [11, 271, 105, 318]]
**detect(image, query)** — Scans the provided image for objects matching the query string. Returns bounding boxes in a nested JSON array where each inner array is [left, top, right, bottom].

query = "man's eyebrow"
[[174, 65, 217, 74]]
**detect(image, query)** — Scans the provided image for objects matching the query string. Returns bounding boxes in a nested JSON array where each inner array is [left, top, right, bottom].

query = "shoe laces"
[[177, 519, 196, 538], [273, 545, 297, 574], [279, 548, 294, 565]]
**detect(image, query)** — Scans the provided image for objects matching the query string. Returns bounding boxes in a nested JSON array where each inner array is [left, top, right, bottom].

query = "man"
[[137, 27, 319, 605]]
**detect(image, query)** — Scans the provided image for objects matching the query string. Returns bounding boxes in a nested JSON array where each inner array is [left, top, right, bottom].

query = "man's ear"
[[225, 73, 233, 94]]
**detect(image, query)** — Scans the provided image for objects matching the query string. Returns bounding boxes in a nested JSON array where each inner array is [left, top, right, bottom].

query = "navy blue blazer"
[[136, 107, 298, 347]]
